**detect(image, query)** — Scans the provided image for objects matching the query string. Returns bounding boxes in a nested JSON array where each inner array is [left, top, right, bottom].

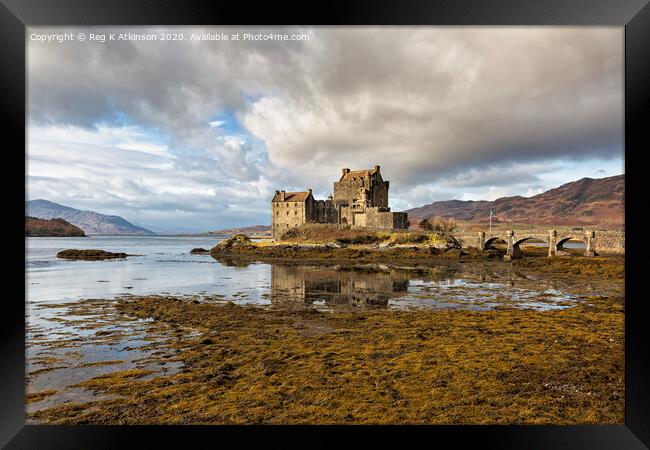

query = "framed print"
[[1, 0, 649, 448]]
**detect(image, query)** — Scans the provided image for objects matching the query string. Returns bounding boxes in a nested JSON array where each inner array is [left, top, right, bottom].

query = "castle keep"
[[272, 165, 408, 239]]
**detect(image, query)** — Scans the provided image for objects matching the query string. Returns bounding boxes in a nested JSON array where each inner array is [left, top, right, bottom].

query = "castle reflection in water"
[[211, 257, 572, 310], [270, 265, 410, 307]]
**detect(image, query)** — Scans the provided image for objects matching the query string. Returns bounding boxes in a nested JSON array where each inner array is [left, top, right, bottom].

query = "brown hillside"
[[210, 225, 271, 237], [26, 216, 86, 237], [406, 175, 624, 227]]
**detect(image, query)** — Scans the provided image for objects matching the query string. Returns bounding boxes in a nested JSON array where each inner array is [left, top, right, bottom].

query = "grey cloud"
[[437, 169, 542, 189], [28, 26, 311, 132], [241, 27, 623, 188], [27, 26, 623, 228]]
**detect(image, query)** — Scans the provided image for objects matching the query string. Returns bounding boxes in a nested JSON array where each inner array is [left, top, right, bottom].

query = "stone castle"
[[272, 165, 409, 239]]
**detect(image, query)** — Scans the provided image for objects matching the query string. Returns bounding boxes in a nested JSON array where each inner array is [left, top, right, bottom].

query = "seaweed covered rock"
[[57, 249, 128, 260], [209, 234, 254, 255]]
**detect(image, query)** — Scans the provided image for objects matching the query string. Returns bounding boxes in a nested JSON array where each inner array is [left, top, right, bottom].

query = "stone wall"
[[359, 208, 409, 230], [333, 170, 388, 210], [307, 198, 338, 224], [593, 230, 625, 254], [271, 200, 307, 239], [333, 168, 389, 226], [392, 212, 409, 229]]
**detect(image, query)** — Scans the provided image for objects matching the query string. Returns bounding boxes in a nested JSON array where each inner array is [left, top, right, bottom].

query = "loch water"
[[26, 236, 580, 310], [25, 235, 596, 415]]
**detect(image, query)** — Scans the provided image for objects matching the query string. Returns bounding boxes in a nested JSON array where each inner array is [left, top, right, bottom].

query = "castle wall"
[[338, 205, 353, 225], [272, 200, 307, 239], [353, 211, 367, 227], [359, 208, 409, 230], [370, 179, 389, 208], [308, 199, 338, 224], [391, 212, 409, 229], [333, 172, 388, 210], [333, 179, 364, 206]]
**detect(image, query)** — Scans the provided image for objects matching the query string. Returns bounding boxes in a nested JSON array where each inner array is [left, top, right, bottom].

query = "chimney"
[[280, 190, 286, 201], [275, 190, 280, 195], [342, 168, 350, 176], [374, 165, 380, 173]]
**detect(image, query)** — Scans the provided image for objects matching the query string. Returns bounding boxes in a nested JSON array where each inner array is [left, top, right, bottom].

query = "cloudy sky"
[[27, 26, 624, 232]]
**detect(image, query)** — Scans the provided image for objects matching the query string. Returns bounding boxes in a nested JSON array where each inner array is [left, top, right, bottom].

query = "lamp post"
[[489, 209, 495, 232]]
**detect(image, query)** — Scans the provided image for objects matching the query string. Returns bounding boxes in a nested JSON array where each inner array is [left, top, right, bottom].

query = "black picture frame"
[[2, 0, 648, 448]]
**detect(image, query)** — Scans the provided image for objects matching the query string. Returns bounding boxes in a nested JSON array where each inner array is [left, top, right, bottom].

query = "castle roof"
[[340, 167, 380, 182], [272, 191, 311, 202]]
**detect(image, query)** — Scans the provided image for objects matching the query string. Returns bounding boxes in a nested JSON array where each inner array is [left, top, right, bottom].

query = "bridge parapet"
[[592, 230, 625, 254], [453, 228, 624, 260]]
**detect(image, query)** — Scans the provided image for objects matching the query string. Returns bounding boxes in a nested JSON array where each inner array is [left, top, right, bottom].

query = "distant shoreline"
[[25, 234, 226, 238]]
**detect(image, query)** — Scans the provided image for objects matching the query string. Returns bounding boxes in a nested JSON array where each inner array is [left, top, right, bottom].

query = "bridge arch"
[[511, 236, 548, 259], [514, 236, 538, 247], [556, 235, 585, 247], [483, 236, 507, 250], [556, 235, 589, 255]]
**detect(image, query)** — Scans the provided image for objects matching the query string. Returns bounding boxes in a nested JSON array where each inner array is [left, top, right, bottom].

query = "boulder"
[[209, 234, 254, 254], [190, 248, 209, 254]]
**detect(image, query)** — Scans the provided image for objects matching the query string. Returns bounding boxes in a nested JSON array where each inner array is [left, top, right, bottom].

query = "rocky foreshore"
[[27, 283, 624, 425], [208, 233, 500, 264]]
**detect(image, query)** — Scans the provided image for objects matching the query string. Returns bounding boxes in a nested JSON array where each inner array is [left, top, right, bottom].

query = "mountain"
[[25, 216, 86, 237], [132, 222, 203, 235], [406, 174, 624, 227], [209, 225, 271, 237], [26, 199, 157, 236]]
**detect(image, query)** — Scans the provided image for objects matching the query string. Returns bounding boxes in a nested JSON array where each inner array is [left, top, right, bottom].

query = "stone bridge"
[[454, 228, 625, 259]]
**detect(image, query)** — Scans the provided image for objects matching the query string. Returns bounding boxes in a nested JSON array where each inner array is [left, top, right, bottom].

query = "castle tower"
[[333, 165, 389, 225]]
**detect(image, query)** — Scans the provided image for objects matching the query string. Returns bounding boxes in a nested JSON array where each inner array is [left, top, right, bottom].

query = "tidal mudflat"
[[25, 237, 624, 424]]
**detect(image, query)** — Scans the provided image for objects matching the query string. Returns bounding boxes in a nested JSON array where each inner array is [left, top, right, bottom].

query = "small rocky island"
[[56, 249, 128, 260], [208, 225, 476, 265]]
